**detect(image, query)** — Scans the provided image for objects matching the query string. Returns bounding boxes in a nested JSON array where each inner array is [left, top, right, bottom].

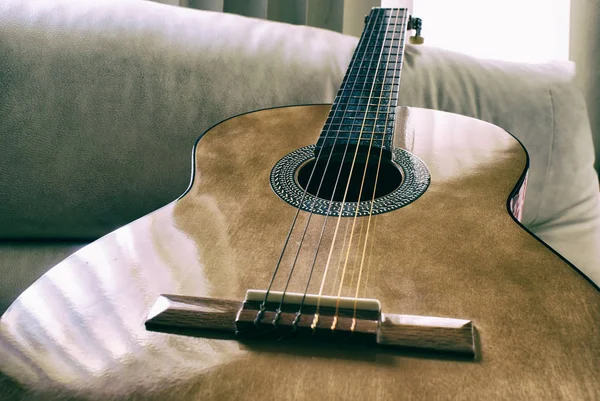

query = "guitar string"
[[255, 10, 382, 325], [255, 75, 354, 323], [276, 13, 385, 320], [330, 10, 399, 331], [347, 217, 365, 291], [311, 9, 394, 331], [352, 9, 408, 323], [293, 9, 387, 329], [329, 217, 352, 294], [332, 11, 395, 306], [361, 214, 378, 298]]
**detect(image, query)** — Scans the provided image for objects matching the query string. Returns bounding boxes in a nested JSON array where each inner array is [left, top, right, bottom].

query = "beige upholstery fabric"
[[0, 0, 598, 311], [570, 0, 600, 175], [0, 0, 356, 240]]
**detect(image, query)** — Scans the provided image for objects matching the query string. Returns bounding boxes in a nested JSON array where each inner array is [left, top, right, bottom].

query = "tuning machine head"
[[408, 16, 424, 45]]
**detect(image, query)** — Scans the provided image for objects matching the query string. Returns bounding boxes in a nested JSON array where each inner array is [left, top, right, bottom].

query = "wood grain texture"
[[378, 313, 475, 355], [0, 105, 599, 401], [145, 294, 239, 332]]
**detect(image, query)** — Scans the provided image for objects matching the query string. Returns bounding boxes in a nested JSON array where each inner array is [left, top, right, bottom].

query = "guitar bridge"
[[145, 290, 476, 357], [235, 290, 381, 344]]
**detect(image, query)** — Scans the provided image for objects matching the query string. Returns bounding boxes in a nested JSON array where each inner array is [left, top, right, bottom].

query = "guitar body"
[[2, 106, 599, 401], [162, 105, 599, 400]]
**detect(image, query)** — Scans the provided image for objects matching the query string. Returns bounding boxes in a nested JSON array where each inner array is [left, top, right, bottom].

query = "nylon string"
[[311, 9, 395, 331], [297, 9, 387, 326], [351, 9, 408, 323], [331, 10, 402, 330], [256, 10, 384, 325]]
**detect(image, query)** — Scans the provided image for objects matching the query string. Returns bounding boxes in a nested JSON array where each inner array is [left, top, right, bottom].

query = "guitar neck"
[[316, 8, 409, 162]]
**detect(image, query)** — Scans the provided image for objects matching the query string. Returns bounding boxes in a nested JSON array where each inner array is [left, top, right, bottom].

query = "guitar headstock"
[[364, 11, 424, 45]]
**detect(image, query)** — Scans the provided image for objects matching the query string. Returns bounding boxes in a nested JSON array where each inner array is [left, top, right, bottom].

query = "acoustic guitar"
[[141, 7, 600, 398], [2, 7, 599, 401]]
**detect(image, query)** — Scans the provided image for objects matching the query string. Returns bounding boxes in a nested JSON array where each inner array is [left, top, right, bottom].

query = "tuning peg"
[[408, 16, 424, 45]]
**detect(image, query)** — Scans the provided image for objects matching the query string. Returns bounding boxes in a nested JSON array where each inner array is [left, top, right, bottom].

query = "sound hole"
[[296, 159, 403, 202]]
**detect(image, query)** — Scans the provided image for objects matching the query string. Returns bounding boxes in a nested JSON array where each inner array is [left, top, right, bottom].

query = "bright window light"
[[411, 0, 570, 62]]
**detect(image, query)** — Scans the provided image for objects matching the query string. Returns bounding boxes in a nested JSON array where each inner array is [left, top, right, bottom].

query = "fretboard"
[[315, 8, 408, 162]]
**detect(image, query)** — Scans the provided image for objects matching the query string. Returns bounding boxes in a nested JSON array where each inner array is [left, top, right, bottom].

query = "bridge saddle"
[[235, 290, 380, 344]]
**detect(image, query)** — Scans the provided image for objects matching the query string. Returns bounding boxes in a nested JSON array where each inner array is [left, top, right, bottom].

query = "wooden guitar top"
[[0, 105, 598, 400]]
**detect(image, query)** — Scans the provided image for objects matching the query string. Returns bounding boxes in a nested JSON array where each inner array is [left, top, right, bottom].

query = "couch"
[[1, 0, 599, 318]]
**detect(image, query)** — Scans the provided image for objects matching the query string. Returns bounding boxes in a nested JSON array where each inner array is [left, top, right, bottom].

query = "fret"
[[363, 45, 402, 51], [365, 43, 402, 49], [325, 119, 395, 128], [339, 104, 396, 112], [338, 88, 398, 97], [349, 56, 402, 64], [336, 90, 398, 98], [334, 99, 397, 108], [342, 74, 401, 85], [324, 121, 395, 130], [323, 128, 392, 136], [363, 55, 403, 61], [340, 82, 400, 91], [316, 136, 390, 145], [335, 94, 397, 103], [324, 120, 395, 128], [328, 109, 395, 117], [337, 89, 399, 96], [315, 137, 392, 154], [329, 107, 396, 115], [356, 45, 404, 52], [326, 119, 394, 127], [339, 105, 395, 113], [341, 72, 401, 82], [327, 111, 395, 120], [336, 88, 392, 95], [354, 55, 399, 63], [316, 7, 408, 161], [316, 139, 389, 147], [325, 112, 395, 121], [338, 97, 397, 106], [320, 135, 389, 140], [347, 67, 402, 75], [338, 83, 400, 91], [352, 50, 403, 59], [320, 127, 394, 134], [341, 77, 401, 86], [319, 130, 390, 137], [349, 66, 402, 74], [337, 85, 399, 95], [335, 97, 397, 104], [346, 56, 403, 66], [350, 71, 402, 78], [334, 97, 399, 105], [374, 77, 400, 84], [345, 67, 401, 76]]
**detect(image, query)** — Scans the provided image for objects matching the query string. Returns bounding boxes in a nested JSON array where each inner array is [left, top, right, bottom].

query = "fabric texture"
[[0, 0, 598, 296], [0, 0, 355, 240], [570, 0, 600, 175]]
